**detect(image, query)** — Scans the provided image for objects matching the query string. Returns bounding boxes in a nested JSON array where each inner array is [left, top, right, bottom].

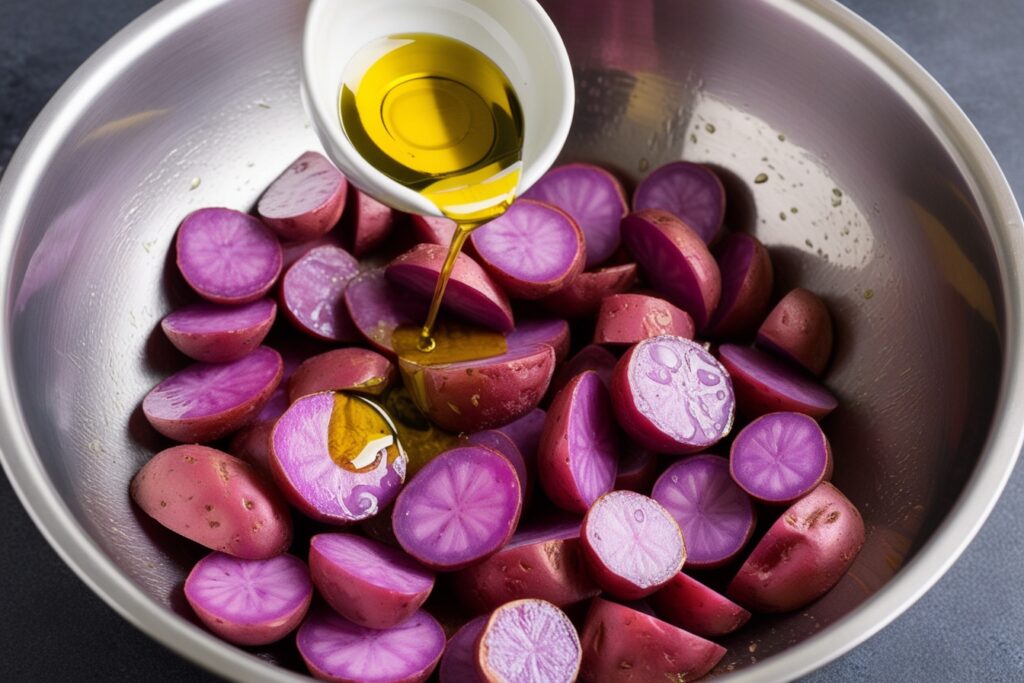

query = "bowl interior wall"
[[5, 0, 1002, 675]]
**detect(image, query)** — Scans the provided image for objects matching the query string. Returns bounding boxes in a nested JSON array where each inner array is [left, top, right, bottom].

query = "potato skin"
[[541, 263, 638, 318], [620, 209, 721, 329], [594, 293, 695, 345], [757, 287, 834, 375], [727, 481, 864, 612], [387, 243, 514, 333], [130, 444, 292, 559], [349, 189, 395, 257], [453, 533, 600, 613], [706, 232, 774, 339], [549, 344, 617, 398], [651, 571, 751, 638], [227, 419, 275, 477], [579, 598, 726, 683], [400, 345, 556, 433], [288, 347, 395, 402]]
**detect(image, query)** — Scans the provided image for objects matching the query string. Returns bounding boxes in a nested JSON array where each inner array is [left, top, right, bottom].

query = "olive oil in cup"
[[340, 34, 524, 351]]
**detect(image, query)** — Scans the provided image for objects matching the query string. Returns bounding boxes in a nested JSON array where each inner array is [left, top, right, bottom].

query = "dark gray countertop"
[[1, 0, 1022, 680]]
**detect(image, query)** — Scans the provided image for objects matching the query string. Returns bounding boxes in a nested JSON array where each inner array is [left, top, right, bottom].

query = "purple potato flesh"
[[281, 245, 360, 342], [538, 372, 620, 513], [632, 161, 726, 244], [706, 231, 774, 339], [142, 346, 283, 442], [392, 446, 522, 571], [386, 244, 514, 333], [309, 532, 434, 630], [522, 163, 628, 268], [610, 335, 734, 454], [730, 411, 832, 504], [652, 454, 755, 568], [176, 207, 282, 304], [258, 151, 347, 242], [185, 551, 312, 646], [477, 599, 581, 683], [471, 199, 585, 299], [620, 209, 721, 329], [270, 391, 407, 524], [581, 490, 684, 599], [161, 298, 276, 363], [344, 269, 428, 355], [297, 607, 445, 683], [439, 615, 488, 683], [717, 343, 837, 419]]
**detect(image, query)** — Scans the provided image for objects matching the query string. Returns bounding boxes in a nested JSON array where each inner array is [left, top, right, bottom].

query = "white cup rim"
[[301, 0, 575, 217]]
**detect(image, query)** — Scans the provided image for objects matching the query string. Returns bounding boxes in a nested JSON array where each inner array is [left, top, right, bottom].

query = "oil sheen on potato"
[[340, 33, 525, 351]]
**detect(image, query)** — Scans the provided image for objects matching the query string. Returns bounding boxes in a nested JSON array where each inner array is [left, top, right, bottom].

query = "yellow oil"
[[391, 322, 506, 367], [383, 387, 460, 475], [326, 393, 401, 472], [340, 33, 524, 351]]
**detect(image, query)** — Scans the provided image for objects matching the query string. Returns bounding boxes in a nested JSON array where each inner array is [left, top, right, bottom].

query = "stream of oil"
[[340, 33, 524, 352]]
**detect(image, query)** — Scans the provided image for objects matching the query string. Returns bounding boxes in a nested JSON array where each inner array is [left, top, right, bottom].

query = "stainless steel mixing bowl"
[[1, 0, 1021, 680]]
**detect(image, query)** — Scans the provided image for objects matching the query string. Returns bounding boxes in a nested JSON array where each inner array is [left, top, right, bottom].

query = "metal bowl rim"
[[0, 1, 1020, 681]]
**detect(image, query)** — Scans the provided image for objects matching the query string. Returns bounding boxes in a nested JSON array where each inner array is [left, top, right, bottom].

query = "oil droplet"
[[754, 173, 768, 184], [633, 508, 645, 523], [189, 177, 201, 190], [705, 123, 716, 134], [670, 475, 679, 483], [863, 288, 875, 300]]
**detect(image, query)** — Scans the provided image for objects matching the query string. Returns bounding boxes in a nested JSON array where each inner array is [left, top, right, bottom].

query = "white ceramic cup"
[[302, 0, 575, 217]]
